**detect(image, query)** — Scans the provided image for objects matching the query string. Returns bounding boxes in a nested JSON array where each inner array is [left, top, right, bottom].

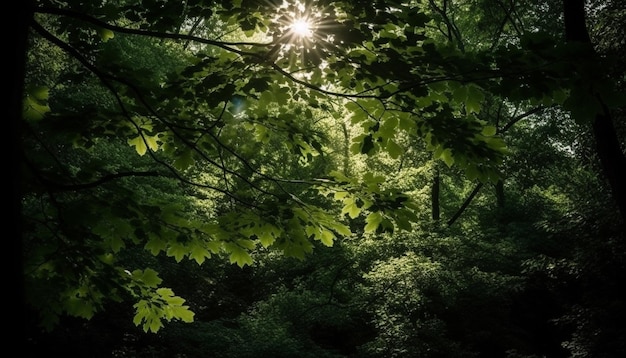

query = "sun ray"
[[263, 0, 342, 72], [291, 18, 312, 37]]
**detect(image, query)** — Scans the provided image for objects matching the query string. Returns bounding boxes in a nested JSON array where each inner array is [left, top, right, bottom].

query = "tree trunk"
[[563, 0, 626, 223], [432, 164, 440, 221], [496, 180, 505, 208]]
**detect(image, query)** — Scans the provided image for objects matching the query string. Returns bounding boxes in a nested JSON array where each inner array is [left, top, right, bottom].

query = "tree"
[[18, 0, 624, 350], [562, 0, 626, 221]]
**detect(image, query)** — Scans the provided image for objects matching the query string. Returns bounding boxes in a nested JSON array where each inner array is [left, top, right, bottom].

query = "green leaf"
[[128, 136, 148, 156], [149, 317, 164, 333], [23, 95, 50, 121], [145, 235, 168, 255], [453, 85, 468, 103], [466, 165, 479, 181], [224, 242, 254, 267], [98, 28, 115, 42], [133, 287, 195, 333], [64, 295, 96, 319], [397, 113, 415, 131], [156, 287, 175, 298], [329, 221, 351, 237], [387, 139, 403, 159], [28, 86, 49, 101], [189, 241, 211, 265], [364, 212, 383, 233], [257, 223, 280, 247], [166, 242, 187, 263], [318, 229, 335, 247], [236, 239, 256, 250], [133, 268, 163, 287], [171, 305, 195, 323], [206, 240, 222, 254], [481, 126, 497, 136], [342, 201, 361, 219], [360, 134, 375, 155], [441, 149, 454, 167], [363, 172, 385, 184], [145, 135, 160, 152], [394, 214, 413, 231], [466, 85, 484, 114], [173, 149, 195, 171]]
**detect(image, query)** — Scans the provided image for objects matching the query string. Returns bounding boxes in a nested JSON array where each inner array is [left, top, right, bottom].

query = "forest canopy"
[[15, 0, 625, 357]]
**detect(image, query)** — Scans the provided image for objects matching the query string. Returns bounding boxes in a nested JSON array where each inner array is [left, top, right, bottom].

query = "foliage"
[[18, 0, 625, 357]]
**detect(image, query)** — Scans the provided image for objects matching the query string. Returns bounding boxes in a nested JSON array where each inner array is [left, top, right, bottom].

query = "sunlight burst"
[[291, 18, 313, 37], [267, 0, 339, 69]]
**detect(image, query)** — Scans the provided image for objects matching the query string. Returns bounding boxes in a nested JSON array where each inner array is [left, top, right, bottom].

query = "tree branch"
[[447, 182, 483, 226]]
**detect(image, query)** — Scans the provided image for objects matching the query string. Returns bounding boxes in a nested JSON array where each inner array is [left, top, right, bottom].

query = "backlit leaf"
[[166, 242, 187, 263], [319, 229, 335, 247], [145, 235, 167, 255], [189, 241, 211, 265], [98, 28, 115, 42], [128, 136, 148, 156], [364, 212, 383, 233]]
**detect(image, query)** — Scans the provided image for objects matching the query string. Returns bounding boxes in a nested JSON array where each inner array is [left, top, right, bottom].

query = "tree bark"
[[432, 164, 440, 221], [448, 183, 483, 227], [496, 180, 505, 208], [563, 0, 626, 223]]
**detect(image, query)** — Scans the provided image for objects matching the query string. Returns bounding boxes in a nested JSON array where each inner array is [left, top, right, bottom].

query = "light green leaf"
[[166, 242, 187, 263], [135, 268, 163, 287], [364, 212, 383, 233], [342, 202, 361, 219], [258, 230, 275, 247], [329, 221, 352, 237], [206, 240, 222, 253], [481, 125, 497, 136], [164, 295, 185, 306], [318, 229, 335, 247], [98, 28, 115, 42], [148, 317, 163, 333], [23, 96, 51, 121], [236, 239, 256, 250], [145, 135, 160, 152], [144, 235, 167, 255], [128, 136, 148, 156], [189, 241, 211, 265], [156, 287, 175, 298], [224, 243, 253, 267], [171, 305, 195, 323]]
